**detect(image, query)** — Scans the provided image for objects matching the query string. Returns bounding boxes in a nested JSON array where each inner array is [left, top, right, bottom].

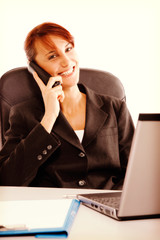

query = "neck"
[[60, 84, 86, 130], [60, 85, 82, 111]]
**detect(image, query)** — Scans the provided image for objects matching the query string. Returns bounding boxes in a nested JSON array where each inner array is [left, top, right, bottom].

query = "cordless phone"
[[28, 61, 61, 87]]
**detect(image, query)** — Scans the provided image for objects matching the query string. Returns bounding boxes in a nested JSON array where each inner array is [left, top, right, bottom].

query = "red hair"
[[24, 22, 74, 61]]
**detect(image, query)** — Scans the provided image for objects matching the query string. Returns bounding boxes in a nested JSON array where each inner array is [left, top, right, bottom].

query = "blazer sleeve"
[[0, 106, 61, 186], [101, 98, 135, 190], [114, 100, 135, 189]]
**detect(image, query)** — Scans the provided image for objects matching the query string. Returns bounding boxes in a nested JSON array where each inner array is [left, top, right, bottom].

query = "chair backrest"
[[0, 67, 125, 149]]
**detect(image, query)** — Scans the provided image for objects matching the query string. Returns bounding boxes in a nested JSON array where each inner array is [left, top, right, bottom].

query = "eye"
[[48, 54, 57, 60], [65, 45, 73, 52]]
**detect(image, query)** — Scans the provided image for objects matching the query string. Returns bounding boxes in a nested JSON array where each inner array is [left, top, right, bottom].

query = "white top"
[[75, 130, 84, 143]]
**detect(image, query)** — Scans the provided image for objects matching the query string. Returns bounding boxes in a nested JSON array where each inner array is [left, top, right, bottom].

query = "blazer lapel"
[[53, 111, 85, 151], [52, 84, 108, 150], [82, 86, 109, 147]]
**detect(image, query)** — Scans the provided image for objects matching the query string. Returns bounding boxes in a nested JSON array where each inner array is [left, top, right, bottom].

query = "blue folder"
[[0, 199, 80, 238]]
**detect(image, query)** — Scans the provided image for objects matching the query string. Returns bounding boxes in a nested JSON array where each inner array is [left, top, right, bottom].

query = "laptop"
[[77, 114, 160, 220]]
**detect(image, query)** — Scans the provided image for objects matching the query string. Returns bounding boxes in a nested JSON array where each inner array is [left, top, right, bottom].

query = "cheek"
[[70, 49, 79, 63], [44, 63, 59, 76], [74, 52, 79, 63]]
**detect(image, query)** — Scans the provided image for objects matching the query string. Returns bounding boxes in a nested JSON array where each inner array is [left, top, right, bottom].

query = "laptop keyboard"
[[89, 196, 121, 209]]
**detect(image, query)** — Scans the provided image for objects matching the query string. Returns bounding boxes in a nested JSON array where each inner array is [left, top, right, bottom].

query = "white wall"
[[1, 0, 160, 124]]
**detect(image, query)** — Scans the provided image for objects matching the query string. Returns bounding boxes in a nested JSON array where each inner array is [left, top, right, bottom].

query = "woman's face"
[[34, 35, 79, 89]]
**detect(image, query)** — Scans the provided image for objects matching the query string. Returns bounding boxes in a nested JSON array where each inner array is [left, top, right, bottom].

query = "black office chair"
[[0, 67, 125, 149]]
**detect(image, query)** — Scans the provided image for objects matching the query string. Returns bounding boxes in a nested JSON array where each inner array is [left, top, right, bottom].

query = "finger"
[[50, 88, 64, 101], [57, 90, 65, 103], [33, 71, 45, 91], [47, 76, 62, 89], [51, 87, 63, 96], [58, 91, 65, 103]]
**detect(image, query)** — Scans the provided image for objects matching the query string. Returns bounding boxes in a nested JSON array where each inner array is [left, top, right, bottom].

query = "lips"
[[59, 66, 74, 76]]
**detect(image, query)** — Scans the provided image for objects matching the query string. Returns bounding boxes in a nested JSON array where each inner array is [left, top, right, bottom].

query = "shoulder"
[[9, 97, 44, 121], [79, 83, 125, 109], [11, 97, 43, 112], [80, 83, 132, 124]]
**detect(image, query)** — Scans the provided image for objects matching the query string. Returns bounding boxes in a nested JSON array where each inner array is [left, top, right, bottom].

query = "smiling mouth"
[[59, 66, 75, 76]]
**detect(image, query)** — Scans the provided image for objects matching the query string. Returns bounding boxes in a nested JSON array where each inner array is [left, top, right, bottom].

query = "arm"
[[112, 100, 135, 189], [0, 72, 65, 186], [33, 72, 64, 133], [0, 106, 61, 186], [118, 101, 135, 168]]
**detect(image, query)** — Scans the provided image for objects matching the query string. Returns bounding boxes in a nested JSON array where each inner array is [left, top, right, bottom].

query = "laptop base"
[[78, 192, 160, 221]]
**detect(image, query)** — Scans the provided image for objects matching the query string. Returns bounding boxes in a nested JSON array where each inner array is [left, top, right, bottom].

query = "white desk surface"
[[0, 186, 160, 240]]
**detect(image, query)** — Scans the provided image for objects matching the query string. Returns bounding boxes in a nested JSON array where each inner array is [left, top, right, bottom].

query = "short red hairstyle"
[[24, 22, 74, 61]]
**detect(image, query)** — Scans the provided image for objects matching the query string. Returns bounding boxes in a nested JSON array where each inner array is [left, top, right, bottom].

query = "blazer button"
[[78, 152, 85, 158], [37, 155, 43, 161], [42, 150, 47, 155], [47, 145, 52, 150], [78, 180, 86, 187]]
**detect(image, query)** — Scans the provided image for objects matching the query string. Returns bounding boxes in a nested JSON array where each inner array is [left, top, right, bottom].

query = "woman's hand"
[[33, 72, 64, 133]]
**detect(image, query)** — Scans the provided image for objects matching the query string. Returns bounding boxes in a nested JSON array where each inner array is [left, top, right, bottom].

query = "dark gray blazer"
[[0, 84, 134, 189]]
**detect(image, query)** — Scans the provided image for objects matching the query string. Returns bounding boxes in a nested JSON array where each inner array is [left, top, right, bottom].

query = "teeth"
[[60, 67, 73, 76]]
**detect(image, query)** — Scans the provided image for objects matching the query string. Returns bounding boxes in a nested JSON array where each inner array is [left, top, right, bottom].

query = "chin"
[[62, 66, 79, 88]]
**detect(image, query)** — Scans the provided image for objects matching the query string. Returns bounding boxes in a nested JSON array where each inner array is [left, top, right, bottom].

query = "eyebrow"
[[45, 50, 56, 56], [66, 42, 71, 47], [45, 42, 72, 56]]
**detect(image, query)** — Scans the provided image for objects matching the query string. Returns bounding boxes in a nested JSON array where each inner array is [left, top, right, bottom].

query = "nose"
[[60, 53, 70, 67]]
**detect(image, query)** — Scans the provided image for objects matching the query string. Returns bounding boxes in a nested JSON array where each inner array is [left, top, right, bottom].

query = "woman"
[[0, 22, 134, 189]]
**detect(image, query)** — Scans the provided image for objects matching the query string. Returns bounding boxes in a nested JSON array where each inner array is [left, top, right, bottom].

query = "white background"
[[1, 0, 160, 124]]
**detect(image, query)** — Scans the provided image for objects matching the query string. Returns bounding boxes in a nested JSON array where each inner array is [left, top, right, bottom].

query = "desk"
[[0, 186, 160, 240]]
